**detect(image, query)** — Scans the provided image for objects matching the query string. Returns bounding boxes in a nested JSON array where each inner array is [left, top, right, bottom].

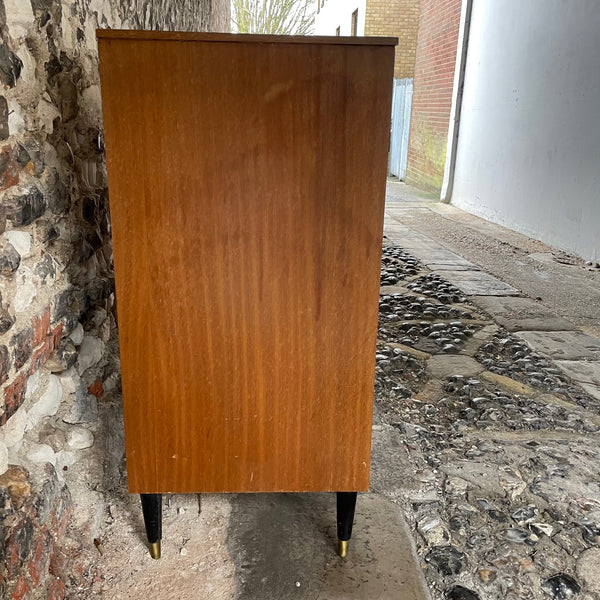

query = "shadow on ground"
[[226, 492, 427, 600]]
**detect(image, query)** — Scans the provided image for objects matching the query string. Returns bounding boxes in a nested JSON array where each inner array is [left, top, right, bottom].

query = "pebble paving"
[[375, 242, 600, 600], [378, 292, 482, 355], [380, 243, 423, 285], [476, 333, 597, 410]]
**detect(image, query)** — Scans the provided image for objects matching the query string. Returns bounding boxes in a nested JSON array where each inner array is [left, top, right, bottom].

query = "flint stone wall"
[[0, 1, 229, 597]]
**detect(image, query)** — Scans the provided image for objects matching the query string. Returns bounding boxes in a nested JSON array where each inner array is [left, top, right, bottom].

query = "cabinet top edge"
[[96, 29, 398, 46]]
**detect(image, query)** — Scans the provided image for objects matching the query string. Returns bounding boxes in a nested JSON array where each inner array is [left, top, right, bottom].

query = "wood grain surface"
[[98, 33, 395, 494]]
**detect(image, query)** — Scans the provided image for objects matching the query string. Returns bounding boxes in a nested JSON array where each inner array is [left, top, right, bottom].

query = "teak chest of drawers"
[[97, 30, 396, 558]]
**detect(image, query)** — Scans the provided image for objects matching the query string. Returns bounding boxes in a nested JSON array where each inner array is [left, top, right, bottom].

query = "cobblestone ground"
[[374, 240, 600, 600]]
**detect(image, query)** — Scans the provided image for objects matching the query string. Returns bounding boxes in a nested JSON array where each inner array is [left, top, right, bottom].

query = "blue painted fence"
[[388, 78, 413, 180]]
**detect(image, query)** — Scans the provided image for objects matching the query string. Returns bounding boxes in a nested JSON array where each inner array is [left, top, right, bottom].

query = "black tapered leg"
[[336, 492, 358, 557], [140, 494, 162, 559]]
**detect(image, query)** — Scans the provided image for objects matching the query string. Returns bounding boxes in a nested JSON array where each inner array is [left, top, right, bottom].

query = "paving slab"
[[421, 253, 476, 269], [439, 270, 520, 296], [382, 218, 416, 236], [471, 296, 577, 332], [382, 227, 425, 248], [516, 331, 600, 360], [579, 383, 600, 402], [554, 360, 600, 386], [427, 263, 477, 271], [427, 355, 484, 379], [389, 240, 476, 268], [380, 284, 412, 296], [383, 219, 479, 273], [226, 493, 429, 600], [383, 229, 437, 251], [555, 361, 600, 401]]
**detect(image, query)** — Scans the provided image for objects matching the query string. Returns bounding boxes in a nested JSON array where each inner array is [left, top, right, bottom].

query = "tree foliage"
[[232, 0, 315, 35]]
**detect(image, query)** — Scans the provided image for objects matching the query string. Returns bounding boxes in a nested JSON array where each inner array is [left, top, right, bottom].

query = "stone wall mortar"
[[0, 0, 229, 597]]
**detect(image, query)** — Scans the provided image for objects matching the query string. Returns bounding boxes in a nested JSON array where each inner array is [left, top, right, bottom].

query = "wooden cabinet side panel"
[[98, 38, 394, 493]]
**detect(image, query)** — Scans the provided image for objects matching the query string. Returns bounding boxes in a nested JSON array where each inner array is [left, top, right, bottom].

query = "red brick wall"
[[365, 0, 420, 79], [405, 0, 462, 192]]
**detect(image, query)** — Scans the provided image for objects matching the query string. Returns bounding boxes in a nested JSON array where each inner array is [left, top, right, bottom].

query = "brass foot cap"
[[337, 540, 348, 558], [149, 541, 161, 560]]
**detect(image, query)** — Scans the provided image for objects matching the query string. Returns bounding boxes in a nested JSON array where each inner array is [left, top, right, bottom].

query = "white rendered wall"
[[314, 0, 366, 36], [451, 0, 600, 261]]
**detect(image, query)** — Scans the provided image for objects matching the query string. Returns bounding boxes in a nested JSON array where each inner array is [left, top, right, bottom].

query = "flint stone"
[[541, 573, 581, 599], [25, 370, 41, 399], [5, 187, 46, 226], [66, 427, 93, 450], [426, 545, 464, 575], [8, 99, 24, 135], [4, 0, 34, 38], [38, 424, 65, 452], [90, 307, 107, 328], [0, 406, 27, 448], [46, 173, 70, 215], [3, 230, 31, 257], [25, 443, 55, 466], [57, 74, 79, 122], [63, 391, 97, 424], [532, 522, 554, 537], [0, 306, 15, 334], [34, 219, 58, 244], [35, 464, 60, 523], [45, 339, 77, 373], [16, 139, 44, 176], [55, 450, 75, 472], [51, 286, 74, 325], [0, 96, 8, 140], [69, 322, 84, 346], [34, 253, 56, 282], [11, 328, 32, 370], [0, 241, 19, 275], [504, 528, 531, 544], [441, 462, 503, 497], [511, 506, 537, 523], [445, 586, 481, 600], [5, 516, 34, 573], [418, 516, 450, 546], [0, 344, 8, 383], [76, 334, 104, 374], [13, 266, 36, 312], [57, 367, 79, 397], [0, 441, 7, 475], [0, 44, 23, 87], [0, 145, 18, 192], [26, 375, 62, 430]]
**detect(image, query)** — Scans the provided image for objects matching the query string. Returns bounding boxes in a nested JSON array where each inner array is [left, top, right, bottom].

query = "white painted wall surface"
[[313, 0, 366, 36], [451, 0, 600, 261]]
